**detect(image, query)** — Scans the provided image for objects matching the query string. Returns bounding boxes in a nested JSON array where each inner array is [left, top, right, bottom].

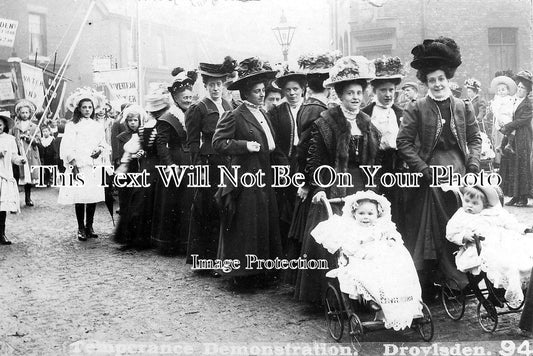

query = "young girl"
[[489, 76, 517, 154], [13, 100, 41, 206], [312, 190, 422, 331], [446, 185, 533, 308], [0, 112, 27, 244], [38, 126, 58, 186]]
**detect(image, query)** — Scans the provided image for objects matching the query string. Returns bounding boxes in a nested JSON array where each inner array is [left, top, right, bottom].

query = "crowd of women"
[[1, 35, 532, 336]]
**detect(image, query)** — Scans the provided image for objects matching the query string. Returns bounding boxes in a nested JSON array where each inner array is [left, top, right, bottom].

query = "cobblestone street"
[[0, 188, 532, 355]]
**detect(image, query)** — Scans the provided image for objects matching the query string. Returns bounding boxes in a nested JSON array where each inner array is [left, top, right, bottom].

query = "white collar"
[[340, 105, 360, 119], [427, 88, 451, 102]]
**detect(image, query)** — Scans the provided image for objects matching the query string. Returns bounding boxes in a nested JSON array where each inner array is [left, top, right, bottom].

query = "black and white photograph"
[[0, 0, 533, 355]]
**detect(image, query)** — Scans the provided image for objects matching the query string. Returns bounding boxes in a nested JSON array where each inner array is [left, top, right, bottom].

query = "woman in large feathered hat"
[[295, 55, 382, 304], [396, 37, 482, 300], [283, 51, 340, 284], [151, 67, 197, 256], [211, 56, 285, 285], [184, 57, 236, 265], [361, 56, 407, 239]]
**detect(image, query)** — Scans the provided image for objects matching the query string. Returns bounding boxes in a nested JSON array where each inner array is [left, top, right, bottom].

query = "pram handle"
[[318, 196, 345, 219]]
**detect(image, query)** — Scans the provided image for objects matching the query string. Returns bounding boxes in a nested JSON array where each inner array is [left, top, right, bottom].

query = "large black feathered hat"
[[199, 56, 237, 78], [168, 67, 198, 93], [410, 37, 462, 70], [227, 57, 277, 91]]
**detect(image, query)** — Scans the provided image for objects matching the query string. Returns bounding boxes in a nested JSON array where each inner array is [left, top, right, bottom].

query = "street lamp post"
[[272, 11, 296, 63]]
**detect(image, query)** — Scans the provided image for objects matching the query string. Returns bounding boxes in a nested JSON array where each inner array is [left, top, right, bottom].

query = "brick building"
[[329, 0, 533, 98]]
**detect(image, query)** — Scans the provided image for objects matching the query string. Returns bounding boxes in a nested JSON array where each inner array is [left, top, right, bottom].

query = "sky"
[[105, 0, 331, 68]]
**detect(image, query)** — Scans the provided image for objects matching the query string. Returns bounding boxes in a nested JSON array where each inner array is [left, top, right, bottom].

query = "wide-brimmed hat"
[[226, 57, 277, 91], [401, 81, 419, 91], [449, 82, 462, 97], [515, 70, 533, 84], [168, 67, 198, 93], [144, 90, 170, 112], [65, 87, 107, 112], [410, 37, 462, 70], [14, 99, 36, 115], [297, 51, 342, 74], [323, 56, 375, 88], [464, 78, 481, 91], [490, 75, 517, 95], [199, 56, 237, 79], [371, 56, 405, 85], [0, 111, 14, 130], [274, 70, 307, 89]]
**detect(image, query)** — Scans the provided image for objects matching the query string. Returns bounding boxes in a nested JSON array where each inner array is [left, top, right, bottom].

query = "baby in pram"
[[446, 185, 533, 308], [312, 190, 422, 331]]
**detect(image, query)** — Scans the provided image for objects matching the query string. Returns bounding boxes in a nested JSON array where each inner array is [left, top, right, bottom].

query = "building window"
[[155, 35, 166, 67], [488, 28, 517, 75], [29, 13, 46, 56]]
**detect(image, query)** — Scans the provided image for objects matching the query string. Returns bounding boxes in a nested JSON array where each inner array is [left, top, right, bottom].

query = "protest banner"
[[20, 62, 45, 108], [0, 18, 18, 47], [93, 67, 138, 104]]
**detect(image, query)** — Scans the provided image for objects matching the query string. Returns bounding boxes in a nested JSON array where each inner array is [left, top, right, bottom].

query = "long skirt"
[[500, 135, 532, 197], [402, 185, 467, 289], [151, 166, 193, 255], [116, 156, 158, 249], [217, 186, 282, 278], [186, 155, 224, 263], [294, 167, 365, 305], [519, 267, 533, 332]]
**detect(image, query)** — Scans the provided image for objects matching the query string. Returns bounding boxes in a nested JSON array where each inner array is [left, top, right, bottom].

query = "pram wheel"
[[348, 313, 364, 351], [441, 279, 466, 320], [324, 283, 344, 341], [415, 302, 434, 341], [477, 301, 498, 332]]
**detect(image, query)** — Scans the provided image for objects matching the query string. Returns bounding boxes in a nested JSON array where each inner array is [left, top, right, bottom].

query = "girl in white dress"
[[0, 112, 27, 245], [312, 190, 422, 331], [446, 185, 533, 308], [58, 95, 109, 241]]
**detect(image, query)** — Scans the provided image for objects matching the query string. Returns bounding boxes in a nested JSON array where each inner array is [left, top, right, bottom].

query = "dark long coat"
[[294, 106, 381, 304], [499, 97, 532, 197], [151, 110, 192, 255], [212, 103, 287, 277], [185, 98, 232, 263]]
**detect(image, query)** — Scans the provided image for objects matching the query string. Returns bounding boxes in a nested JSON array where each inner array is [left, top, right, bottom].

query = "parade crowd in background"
[[1, 36, 533, 337]]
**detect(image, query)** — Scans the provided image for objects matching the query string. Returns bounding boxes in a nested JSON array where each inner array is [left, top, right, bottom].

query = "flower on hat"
[[236, 57, 273, 79], [464, 78, 481, 90], [323, 56, 375, 88], [374, 56, 405, 78], [65, 87, 107, 113], [516, 70, 533, 83], [297, 50, 342, 73]]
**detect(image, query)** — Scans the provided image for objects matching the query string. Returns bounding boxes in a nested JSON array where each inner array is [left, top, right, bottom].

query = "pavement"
[[0, 188, 532, 355]]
